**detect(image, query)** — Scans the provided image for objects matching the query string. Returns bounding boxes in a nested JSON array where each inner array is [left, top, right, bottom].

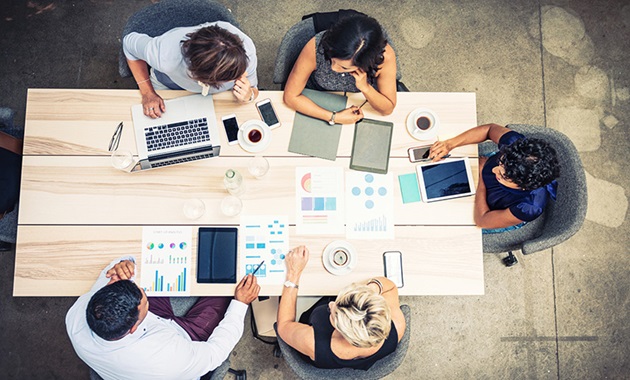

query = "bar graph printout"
[[240, 216, 289, 285], [345, 171, 395, 239], [295, 167, 345, 235], [140, 226, 192, 296]]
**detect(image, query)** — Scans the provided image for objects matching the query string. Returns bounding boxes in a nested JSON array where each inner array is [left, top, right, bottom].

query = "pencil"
[[353, 100, 368, 114], [252, 260, 265, 276]]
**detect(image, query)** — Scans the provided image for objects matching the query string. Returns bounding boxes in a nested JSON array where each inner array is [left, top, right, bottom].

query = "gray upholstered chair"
[[89, 297, 241, 380], [119, 0, 240, 78], [273, 304, 411, 380], [479, 124, 588, 264], [272, 14, 407, 91]]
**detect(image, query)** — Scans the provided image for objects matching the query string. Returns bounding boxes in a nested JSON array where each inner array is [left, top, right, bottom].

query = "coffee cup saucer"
[[238, 119, 271, 153], [406, 107, 440, 140], [322, 240, 358, 276]]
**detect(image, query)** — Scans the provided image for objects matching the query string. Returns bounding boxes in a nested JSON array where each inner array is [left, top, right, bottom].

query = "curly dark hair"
[[86, 280, 142, 341], [181, 25, 248, 88], [498, 137, 560, 191], [320, 15, 387, 83]]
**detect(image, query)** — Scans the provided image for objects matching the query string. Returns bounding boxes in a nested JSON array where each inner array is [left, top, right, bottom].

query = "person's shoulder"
[[499, 129, 525, 147]]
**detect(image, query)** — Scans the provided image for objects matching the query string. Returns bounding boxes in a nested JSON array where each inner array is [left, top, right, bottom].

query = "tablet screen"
[[418, 159, 473, 201], [197, 227, 237, 283], [350, 118, 393, 174]]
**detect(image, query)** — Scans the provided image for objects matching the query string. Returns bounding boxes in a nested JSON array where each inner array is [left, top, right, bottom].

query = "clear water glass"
[[111, 150, 134, 171], [248, 155, 269, 179], [183, 198, 205, 220], [221, 195, 243, 217]]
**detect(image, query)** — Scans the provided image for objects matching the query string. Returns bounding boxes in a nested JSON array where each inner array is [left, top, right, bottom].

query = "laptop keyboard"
[[144, 118, 210, 152]]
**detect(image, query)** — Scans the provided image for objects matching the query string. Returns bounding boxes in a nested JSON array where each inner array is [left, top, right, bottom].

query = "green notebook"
[[288, 89, 347, 161]]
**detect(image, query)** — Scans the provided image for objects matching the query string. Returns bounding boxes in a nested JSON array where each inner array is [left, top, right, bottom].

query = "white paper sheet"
[[345, 171, 395, 239], [295, 167, 345, 235], [140, 226, 192, 296], [240, 216, 289, 284]]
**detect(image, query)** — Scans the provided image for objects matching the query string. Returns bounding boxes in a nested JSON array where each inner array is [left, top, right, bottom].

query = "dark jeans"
[[148, 296, 231, 341]]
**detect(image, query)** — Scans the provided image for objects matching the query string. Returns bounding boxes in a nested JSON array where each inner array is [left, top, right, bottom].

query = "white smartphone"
[[256, 98, 281, 129], [383, 251, 404, 288], [222, 114, 239, 145], [408, 145, 432, 163]]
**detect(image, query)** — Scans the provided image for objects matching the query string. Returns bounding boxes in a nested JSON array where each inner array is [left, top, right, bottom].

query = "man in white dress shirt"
[[66, 256, 259, 380]]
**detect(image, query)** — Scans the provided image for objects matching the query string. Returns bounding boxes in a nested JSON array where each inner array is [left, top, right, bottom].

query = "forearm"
[[361, 85, 395, 115], [127, 59, 157, 96], [277, 271, 301, 327], [473, 176, 491, 225]]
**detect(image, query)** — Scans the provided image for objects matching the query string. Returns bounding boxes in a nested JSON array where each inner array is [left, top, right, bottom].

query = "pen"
[[252, 260, 265, 276], [353, 100, 368, 114]]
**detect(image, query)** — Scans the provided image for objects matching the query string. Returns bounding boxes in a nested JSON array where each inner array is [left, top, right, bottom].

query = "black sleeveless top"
[[309, 304, 398, 370]]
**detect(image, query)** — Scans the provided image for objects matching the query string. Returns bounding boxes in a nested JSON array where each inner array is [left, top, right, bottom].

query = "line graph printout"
[[140, 226, 192, 296], [345, 171, 394, 239], [240, 216, 289, 284], [295, 167, 345, 234]]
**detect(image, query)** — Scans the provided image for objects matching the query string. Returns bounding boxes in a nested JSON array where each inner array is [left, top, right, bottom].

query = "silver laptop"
[[129, 94, 221, 172]]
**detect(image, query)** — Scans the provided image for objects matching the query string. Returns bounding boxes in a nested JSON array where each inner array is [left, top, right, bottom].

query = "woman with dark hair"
[[123, 22, 258, 119], [284, 14, 398, 125], [429, 124, 560, 233]]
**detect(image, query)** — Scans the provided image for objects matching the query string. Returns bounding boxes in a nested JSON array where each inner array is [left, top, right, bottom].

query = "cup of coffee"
[[248, 128, 262, 143], [415, 116, 432, 131], [332, 248, 349, 267]]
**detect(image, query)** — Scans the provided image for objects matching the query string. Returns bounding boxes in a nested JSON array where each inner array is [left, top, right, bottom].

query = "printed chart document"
[[140, 226, 192, 296], [345, 171, 395, 239], [296, 167, 345, 235], [240, 216, 289, 285]]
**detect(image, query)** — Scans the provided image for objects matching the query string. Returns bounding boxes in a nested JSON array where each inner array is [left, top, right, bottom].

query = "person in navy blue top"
[[429, 124, 560, 231]]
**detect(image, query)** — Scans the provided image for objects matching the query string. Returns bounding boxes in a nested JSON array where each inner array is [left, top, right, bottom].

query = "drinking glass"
[[247, 155, 269, 179], [183, 198, 205, 220], [111, 150, 134, 171], [221, 195, 243, 217]]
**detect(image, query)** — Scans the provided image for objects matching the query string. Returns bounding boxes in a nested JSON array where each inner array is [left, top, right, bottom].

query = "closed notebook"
[[288, 89, 347, 161]]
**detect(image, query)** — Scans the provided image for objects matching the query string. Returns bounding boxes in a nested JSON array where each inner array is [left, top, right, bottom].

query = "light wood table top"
[[15, 89, 483, 297]]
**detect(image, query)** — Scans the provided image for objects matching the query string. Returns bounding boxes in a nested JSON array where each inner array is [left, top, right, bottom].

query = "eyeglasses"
[[109, 122, 123, 152]]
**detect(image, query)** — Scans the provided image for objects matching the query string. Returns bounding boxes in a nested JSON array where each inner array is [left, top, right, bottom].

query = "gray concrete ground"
[[0, 0, 628, 378]]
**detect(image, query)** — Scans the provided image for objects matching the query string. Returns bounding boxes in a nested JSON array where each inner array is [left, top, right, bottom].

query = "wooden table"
[[15, 89, 483, 297]]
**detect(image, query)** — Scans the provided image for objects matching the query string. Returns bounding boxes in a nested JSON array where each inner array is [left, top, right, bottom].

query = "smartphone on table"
[[383, 251, 404, 288], [255, 98, 281, 129], [222, 114, 239, 145], [408, 145, 432, 163]]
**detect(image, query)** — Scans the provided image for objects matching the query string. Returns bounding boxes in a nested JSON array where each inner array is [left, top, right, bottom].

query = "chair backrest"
[[274, 304, 411, 380], [481, 124, 588, 254], [119, 0, 240, 77], [272, 13, 403, 88]]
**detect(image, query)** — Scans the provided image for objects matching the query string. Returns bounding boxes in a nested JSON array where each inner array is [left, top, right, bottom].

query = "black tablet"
[[349, 118, 394, 174], [197, 227, 238, 283]]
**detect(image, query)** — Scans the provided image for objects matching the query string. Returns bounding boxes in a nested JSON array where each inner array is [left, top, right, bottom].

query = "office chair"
[[272, 12, 408, 91], [479, 124, 588, 266], [273, 304, 411, 380], [0, 107, 22, 248], [89, 297, 245, 380], [119, 0, 240, 78]]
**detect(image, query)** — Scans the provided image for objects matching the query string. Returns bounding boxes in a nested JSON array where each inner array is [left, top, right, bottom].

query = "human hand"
[[233, 74, 253, 103], [349, 68, 369, 92], [285, 245, 309, 281], [106, 260, 135, 284], [335, 107, 363, 124], [234, 274, 260, 305], [428, 139, 454, 161], [141, 91, 166, 119]]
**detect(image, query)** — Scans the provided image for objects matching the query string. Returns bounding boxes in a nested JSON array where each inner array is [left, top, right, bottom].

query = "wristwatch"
[[283, 280, 299, 289], [328, 111, 336, 126]]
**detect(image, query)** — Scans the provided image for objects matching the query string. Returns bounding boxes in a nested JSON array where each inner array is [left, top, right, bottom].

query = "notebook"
[[130, 94, 221, 172]]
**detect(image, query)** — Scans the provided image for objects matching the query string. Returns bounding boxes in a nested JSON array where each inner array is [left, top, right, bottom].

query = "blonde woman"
[[277, 246, 406, 370]]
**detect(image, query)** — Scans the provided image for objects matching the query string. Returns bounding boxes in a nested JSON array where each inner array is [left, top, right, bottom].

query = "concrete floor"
[[1, 0, 629, 378]]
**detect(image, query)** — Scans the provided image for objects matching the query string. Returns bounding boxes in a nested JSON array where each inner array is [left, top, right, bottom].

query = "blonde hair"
[[331, 284, 391, 348]]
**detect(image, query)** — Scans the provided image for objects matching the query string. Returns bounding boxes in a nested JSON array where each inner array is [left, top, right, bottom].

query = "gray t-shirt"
[[123, 21, 258, 93]]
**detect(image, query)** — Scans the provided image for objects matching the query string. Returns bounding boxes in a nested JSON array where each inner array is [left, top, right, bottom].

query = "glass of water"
[[111, 150, 134, 171], [247, 155, 269, 179], [221, 195, 243, 217], [183, 198, 205, 220]]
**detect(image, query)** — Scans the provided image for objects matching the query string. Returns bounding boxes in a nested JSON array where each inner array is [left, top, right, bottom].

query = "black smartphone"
[[383, 251, 404, 288], [222, 114, 239, 145], [255, 98, 281, 129], [197, 227, 238, 283]]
